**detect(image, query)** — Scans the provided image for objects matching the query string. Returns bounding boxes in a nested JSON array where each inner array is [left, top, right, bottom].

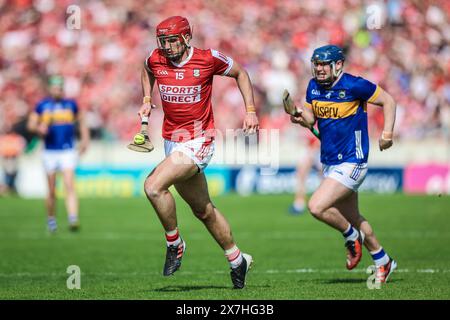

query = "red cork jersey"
[[146, 47, 233, 142]]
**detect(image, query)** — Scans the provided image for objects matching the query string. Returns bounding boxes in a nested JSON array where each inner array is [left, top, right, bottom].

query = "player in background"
[[138, 16, 259, 289], [289, 136, 320, 215], [27, 76, 90, 232], [0, 130, 26, 195], [290, 45, 397, 284]]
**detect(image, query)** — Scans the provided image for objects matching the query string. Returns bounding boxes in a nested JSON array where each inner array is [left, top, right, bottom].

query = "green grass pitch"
[[0, 193, 449, 299]]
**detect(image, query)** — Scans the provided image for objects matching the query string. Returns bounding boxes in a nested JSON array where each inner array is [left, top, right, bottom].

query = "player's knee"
[[307, 200, 324, 219], [144, 178, 163, 200], [64, 183, 75, 195], [192, 202, 214, 221]]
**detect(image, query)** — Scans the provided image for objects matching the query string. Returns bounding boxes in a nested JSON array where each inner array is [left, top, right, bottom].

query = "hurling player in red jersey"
[[138, 16, 259, 289]]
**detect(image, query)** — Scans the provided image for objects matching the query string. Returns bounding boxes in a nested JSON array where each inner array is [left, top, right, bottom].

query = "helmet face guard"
[[311, 60, 342, 87], [157, 34, 189, 60]]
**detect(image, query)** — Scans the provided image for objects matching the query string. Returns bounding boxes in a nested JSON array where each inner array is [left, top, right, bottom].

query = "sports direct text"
[[159, 84, 201, 103]]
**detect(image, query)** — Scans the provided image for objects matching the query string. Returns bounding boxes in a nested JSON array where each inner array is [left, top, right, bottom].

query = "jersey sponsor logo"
[[41, 109, 75, 124], [157, 70, 169, 76], [159, 84, 201, 104], [312, 100, 360, 119], [325, 91, 332, 99], [313, 104, 340, 118]]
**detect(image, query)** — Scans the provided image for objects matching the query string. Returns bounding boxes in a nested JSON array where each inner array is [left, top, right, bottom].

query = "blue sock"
[[370, 247, 390, 266]]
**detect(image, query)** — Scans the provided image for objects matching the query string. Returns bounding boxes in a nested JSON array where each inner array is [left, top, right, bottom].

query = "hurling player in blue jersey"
[[27, 76, 90, 233], [290, 45, 397, 284]]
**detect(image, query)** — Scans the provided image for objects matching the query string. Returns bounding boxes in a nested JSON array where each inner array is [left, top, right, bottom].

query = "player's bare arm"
[[77, 109, 90, 155], [138, 65, 156, 119], [127, 64, 155, 153], [27, 112, 48, 137], [370, 87, 397, 151], [226, 61, 259, 135], [290, 105, 316, 129]]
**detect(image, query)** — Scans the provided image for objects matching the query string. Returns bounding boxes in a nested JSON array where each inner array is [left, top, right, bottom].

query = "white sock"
[[48, 217, 57, 231], [68, 214, 78, 224], [165, 228, 181, 247], [343, 224, 359, 242], [293, 201, 305, 211], [225, 245, 243, 268], [370, 247, 390, 266]]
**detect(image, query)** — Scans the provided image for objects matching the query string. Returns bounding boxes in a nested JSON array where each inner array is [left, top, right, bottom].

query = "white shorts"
[[42, 149, 78, 174], [164, 137, 215, 172], [322, 162, 368, 192]]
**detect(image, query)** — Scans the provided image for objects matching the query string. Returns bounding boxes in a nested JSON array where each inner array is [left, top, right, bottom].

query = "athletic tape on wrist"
[[382, 131, 393, 140], [246, 105, 256, 113], [143, 96, 151, 104]]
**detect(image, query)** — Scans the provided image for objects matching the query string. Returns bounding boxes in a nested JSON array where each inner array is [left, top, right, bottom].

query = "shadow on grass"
[[321, 278, 368, 284], [152, 285, 229, 292], [151, 284, 272, 292]]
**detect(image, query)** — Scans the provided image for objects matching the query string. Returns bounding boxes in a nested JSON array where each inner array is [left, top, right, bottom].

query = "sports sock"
[[342, 224, 359, 242], [293, 201, 305, 212], [225, 245, 243, 268], [68, 214, 78, 225], [370, 247, 390, 266], [48, 217, 57, 231], [165, 228, 181, 247]]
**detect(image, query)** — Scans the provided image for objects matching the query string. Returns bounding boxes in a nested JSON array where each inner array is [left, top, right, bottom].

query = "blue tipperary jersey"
[[304, 73, 381, 165], [35, 97, 78, 150]]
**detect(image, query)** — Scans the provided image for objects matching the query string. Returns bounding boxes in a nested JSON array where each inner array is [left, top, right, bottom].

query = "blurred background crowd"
[[0, 0, 448, 148]]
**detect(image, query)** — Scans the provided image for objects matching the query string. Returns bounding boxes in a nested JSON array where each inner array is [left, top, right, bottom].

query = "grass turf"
[[0, 193, 449, 299]]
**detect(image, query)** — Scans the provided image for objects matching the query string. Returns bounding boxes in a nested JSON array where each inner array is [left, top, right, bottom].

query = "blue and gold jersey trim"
[[368, 85, 381, 103]]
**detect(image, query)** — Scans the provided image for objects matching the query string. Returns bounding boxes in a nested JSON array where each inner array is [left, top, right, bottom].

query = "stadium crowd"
[[0, 0, 448, 144]]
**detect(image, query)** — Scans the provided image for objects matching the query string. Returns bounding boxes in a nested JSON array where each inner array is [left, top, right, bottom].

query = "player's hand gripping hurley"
[[282, 89, 320, 140], [127, 115, 154, 152]]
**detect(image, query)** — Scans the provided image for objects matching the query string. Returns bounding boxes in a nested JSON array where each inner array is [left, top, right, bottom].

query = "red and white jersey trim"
[[211, 49, 233, 75]]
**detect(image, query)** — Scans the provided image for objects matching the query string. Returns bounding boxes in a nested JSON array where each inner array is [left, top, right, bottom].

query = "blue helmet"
[[311, 45, 345, 63], [311, 45, 345, 87]]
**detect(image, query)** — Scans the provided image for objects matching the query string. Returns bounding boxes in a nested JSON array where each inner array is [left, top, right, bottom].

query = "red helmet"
[[156, 16, 192, 41], [156, 16, 192, 60]]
